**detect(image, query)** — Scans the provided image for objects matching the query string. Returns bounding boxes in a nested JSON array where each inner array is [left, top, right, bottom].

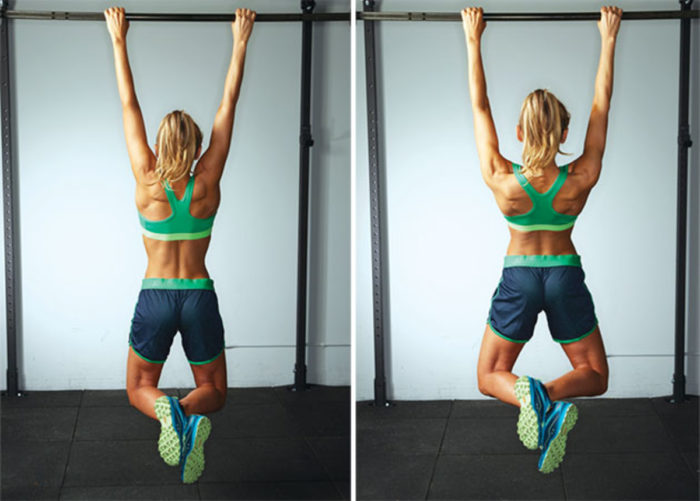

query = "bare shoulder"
[[567, 155, 600, 191], [193, 158, 214, 183], [192, 164, 221, 212], [487, 156, 517, 193], [134, 166, 159, 189], [132, 157, 157, 185]]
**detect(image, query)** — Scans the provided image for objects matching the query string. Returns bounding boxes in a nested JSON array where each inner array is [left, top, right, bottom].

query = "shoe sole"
[[154, 397, 180, 467], [182, 416, 211, 484], [539, 404, 578, 474], [514, 376, 539, 450]]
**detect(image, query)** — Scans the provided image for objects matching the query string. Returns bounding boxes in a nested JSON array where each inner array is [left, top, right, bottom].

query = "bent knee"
[[476, 372, 492, 397], [126, 385, 140, 408], [215, 386, 227, 409], [595, 371, 609, 396], [196, 382, 227, 411]]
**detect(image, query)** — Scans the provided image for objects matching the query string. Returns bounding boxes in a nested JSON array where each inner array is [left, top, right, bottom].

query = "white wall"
[[356, 0, 699, 400], [0, 0, 349, 390]]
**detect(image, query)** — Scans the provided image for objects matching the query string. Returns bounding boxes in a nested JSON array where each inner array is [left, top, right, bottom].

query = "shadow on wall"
[[306, 16, 350, 384], [308, 17, 329, 378]]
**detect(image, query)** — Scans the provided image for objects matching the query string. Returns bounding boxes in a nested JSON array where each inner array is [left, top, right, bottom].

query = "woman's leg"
[[179, 352, 227, 415], [544, 327, 609, 401], [477, 325, 527, 407], [126, 347, 166, 420]]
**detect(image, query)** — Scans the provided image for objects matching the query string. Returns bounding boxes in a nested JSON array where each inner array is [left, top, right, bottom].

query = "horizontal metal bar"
[[3, 10, 350, 22], [358, 10, 699, 22], [225, 344, 350, 349], [607, 353, 700, 358]]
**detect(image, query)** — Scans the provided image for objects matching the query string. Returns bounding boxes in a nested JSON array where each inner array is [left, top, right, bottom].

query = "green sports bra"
[[138, 176, 216, 241], [503, 163, 577, 232]]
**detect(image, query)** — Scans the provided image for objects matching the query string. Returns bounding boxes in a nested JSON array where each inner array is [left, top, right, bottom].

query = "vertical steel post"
[[363, 0, 388, 407], [671, 0, 693, 404], [293, 0, 314, 391], [1, 2, 19, 397]]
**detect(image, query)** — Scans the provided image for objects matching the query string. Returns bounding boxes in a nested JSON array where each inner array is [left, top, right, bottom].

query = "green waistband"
[[504, 254, 581, 268], [141, 278, 214, 290]]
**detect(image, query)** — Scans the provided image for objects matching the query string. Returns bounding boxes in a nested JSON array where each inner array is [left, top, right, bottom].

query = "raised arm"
[[462, 7, 506, 187], [104, 7, 155, 182], [575, 6, 622, 187], [196, 8, 256, 184]]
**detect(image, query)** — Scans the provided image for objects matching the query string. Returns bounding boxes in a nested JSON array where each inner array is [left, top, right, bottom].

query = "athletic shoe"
[[154, 396, 187, 467], [514, 375, 552, 450], [180, 414, 212, 484], [538, 401, 578, 474]]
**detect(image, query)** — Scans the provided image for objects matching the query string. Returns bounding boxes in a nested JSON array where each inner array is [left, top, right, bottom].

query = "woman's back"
[[136, 164, 221, 279], [489, 156, 597, 256]]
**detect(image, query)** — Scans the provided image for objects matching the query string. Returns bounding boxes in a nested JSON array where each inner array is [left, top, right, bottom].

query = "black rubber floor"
[[357, 396, 698, 500], [2, 385, 349, 500]]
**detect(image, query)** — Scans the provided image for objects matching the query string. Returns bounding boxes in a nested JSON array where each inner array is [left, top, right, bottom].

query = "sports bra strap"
[[513, 163, 568, 199], [513, 164, 540, 198], [546, 165, 568, 200], [161, 176, 195, 207]]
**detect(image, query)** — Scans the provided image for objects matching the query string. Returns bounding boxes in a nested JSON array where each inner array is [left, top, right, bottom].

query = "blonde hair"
[[518, 89, 570, 177], [155, 110, 203, 184]]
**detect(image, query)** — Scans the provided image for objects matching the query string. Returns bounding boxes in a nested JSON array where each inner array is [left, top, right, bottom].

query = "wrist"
[[233, 39, 248, 50], [466, 37, 481, 47]]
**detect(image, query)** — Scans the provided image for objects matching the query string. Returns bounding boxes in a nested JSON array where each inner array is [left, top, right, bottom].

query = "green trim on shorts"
[[141, 278, 214, 290], [188, 348, 224, 366], [129, 343, 166, 364], [487, 321, 528, 344], [555, 323, 599, 344], [504, 254, 581, 268]]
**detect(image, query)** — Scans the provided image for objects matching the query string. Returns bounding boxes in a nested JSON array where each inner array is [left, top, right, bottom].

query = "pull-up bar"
[[2, 10, 350, 22], [358, 9, 699, 22]]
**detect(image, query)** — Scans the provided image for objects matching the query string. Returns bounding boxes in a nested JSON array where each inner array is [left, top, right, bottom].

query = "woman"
[[104, 6, 255, 484], [461, 6, 621, 473]]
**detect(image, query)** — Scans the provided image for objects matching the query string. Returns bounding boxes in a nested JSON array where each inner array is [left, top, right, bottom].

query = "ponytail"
[[518, 89, 570, 177]]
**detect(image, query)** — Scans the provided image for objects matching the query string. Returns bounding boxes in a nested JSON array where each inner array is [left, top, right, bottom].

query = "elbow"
[[472, 95, 490, 112], [121, 98, 140, 111], [592, 103, 610, 115], [472, 100, 490, 115], [592, 94, 611, 114]]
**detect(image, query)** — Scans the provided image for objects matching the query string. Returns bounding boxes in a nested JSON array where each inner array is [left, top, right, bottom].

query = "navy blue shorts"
[[488, 255, 598, 344], [129, 279, 225, 364]]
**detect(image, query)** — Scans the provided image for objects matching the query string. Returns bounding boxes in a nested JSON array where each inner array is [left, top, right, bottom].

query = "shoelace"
[[533, 380, 552, 448], [180, 416, 195, 464], [541, 403, 564, 448]]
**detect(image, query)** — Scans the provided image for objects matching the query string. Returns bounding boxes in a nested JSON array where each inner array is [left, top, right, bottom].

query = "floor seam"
[[302, 435, 344, 499], [648, 397, 698, 478], [424, 399, 453, 500], [58, 389, 84, 494], [560, 460, 568, 500]]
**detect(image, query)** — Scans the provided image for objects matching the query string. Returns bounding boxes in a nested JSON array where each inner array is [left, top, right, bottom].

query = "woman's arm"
[[197, 8, 256, 184], [104, 7, 155, 182], [575, 6, 622, 187], [462, 7, 505, 187]]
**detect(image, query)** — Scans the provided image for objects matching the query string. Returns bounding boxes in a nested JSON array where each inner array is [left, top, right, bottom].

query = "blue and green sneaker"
[[180, 414, 212, 484], [514, 375, 552, 450], [154, 396, 187, 467], [538, 401, 578, 474]]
